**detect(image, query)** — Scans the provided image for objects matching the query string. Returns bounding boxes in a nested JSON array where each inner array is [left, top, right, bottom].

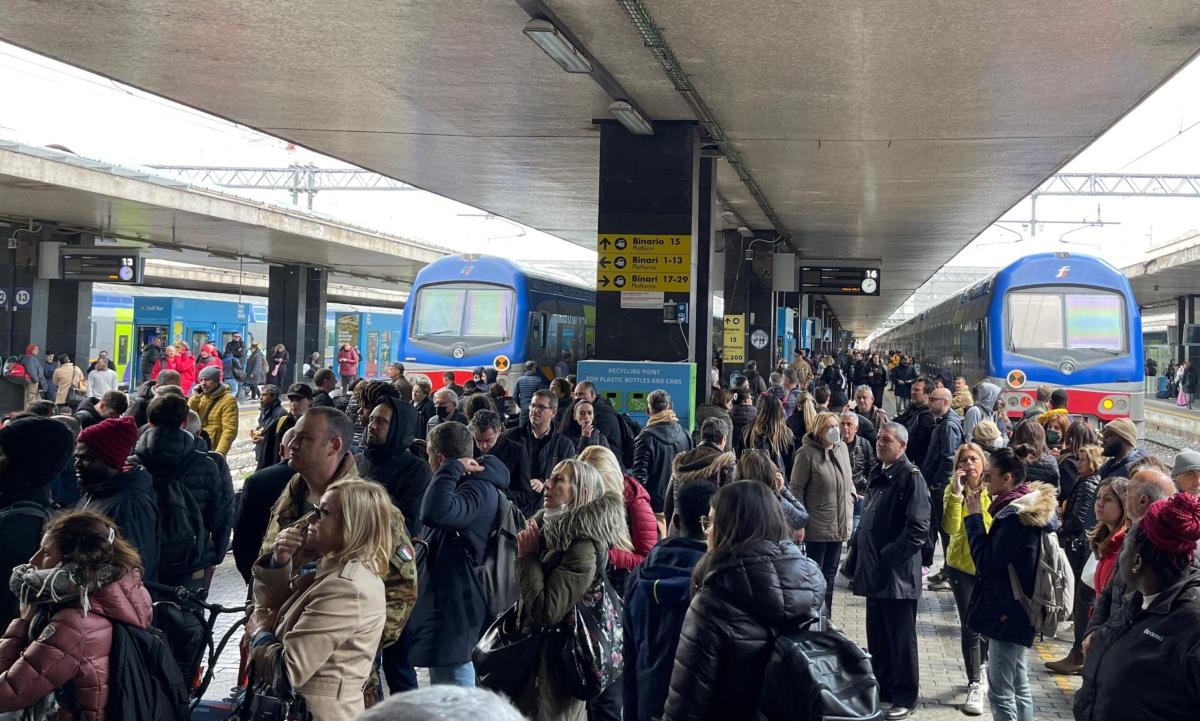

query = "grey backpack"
[[1008, 529, 1074, 636]]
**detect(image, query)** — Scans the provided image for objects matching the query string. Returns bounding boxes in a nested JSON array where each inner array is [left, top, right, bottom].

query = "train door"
[[113, 320, 133, 387], [189, 326, 213, 354], [133, 325, 168, 384]]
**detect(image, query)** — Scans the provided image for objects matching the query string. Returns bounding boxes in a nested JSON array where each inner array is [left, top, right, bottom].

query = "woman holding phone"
[[941, 443, 992, 716]]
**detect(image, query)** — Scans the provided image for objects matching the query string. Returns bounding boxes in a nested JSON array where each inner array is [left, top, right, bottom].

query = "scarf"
[[648, 409, 679, 427], [8, 561, 122, 618], [987, 483, 1032, 517]]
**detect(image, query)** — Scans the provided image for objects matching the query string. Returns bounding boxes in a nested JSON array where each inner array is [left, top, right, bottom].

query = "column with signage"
[[595, 122, 703, 363], [722, 228, 776, 372], [268, 265, 327, 384]]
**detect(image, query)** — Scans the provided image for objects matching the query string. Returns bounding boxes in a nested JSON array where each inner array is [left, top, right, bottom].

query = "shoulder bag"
[[472, 604, 546, 699], [548, 542, 624, 701]]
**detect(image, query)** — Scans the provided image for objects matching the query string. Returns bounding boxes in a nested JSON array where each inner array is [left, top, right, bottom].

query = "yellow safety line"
[[1032, 641, 1078, 697]]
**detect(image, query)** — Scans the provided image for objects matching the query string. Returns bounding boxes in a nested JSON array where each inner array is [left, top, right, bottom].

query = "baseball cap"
[[286, 383, 314, 400]]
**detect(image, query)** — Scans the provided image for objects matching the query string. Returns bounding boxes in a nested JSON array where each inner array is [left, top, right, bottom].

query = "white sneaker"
[[963, 681, 985, 716]]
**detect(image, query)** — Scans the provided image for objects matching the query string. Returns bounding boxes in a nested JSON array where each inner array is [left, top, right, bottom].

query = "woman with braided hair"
[[1074, 492, 1200, 721]]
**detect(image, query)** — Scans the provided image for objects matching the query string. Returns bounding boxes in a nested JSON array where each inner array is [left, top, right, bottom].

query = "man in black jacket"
[[501, 389, 575, 515], [0, 418, 73, 631], [251, 385, 287, 465], [408, 421, 509, 686], [920, 387, 964, 582], [632, 389, 693, 516], [512, 361, 547, 423], [850, 422, 930, 720], [357, 395, 431, 537], [891, 356, 917, 414], [895, 377, 936, 470], [139, 335, 163, 383], [572, 381, 623, 451], [469, 409, 536, 515], [257, 383, 312, 470], [232, 427, 296, 583], [312, 368, 337, 408], [134, 394, 232, 585], [74, 390, 128, 430]]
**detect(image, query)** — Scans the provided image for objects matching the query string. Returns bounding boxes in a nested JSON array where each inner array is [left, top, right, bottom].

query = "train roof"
[[413, 254, 592, 291]]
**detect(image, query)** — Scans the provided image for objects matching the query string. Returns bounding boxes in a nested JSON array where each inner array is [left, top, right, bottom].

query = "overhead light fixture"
[[609, 100, 654, 135], [720, 210, 738, 224], [737, 226, 754, 238], [523, 19, 592, 73]]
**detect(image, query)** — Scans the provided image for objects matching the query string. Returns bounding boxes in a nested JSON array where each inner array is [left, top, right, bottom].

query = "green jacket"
[[942, 484, 993, 575]]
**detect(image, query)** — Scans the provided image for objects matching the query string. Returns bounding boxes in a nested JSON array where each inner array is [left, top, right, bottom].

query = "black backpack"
[[616, 412, 642, 469], [152, 460, 212, 585], [471, 492, 525, 619], [64, 621, 190, 721], [757, 621, 882, 721]]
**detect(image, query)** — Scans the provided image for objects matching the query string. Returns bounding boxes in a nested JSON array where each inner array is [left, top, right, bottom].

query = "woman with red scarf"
[[1089, 477, 1131, 600]]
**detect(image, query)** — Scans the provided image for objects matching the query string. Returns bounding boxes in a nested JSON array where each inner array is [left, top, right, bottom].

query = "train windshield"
[[411, 283, 514, 340], [1006, 286, 1125, 362]]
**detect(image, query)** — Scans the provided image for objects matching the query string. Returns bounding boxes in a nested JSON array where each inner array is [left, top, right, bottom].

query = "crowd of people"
[[1, 343, 1199, 721]]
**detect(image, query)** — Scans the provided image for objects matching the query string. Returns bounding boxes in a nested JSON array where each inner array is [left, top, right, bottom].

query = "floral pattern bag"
[[550, 543, 624, 701]]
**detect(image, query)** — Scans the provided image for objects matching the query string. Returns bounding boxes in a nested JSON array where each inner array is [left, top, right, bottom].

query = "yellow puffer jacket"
[[942, 484, 993, 575], [188, 385, 239, 455]]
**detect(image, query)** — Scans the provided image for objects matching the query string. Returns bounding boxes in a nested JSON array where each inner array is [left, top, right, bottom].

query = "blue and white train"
[[874, 253, 1143, 424]]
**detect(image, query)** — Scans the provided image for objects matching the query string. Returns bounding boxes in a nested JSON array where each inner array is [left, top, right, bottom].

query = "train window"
[[1007, 286, 1125, 361], [411, 284, 514, 339]]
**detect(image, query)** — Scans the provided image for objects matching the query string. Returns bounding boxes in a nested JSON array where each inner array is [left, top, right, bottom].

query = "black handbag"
[[240, 653, 312, 721], [472, 604, 546, 699], [548, 544, 624, 701]]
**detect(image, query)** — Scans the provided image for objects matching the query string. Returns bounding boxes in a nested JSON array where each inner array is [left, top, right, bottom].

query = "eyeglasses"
[[530, 404, 554, 412], [700, 515, 713, 533]]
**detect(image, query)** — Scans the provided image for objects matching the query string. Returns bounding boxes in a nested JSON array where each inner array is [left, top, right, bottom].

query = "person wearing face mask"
[[512, 459, 627, 720], [0, 510, 160, 721], [425, 388, 468, 440], [247, 480, 391, 721], [1097, 418, 1146, 480], [790, 411, 853, 622]]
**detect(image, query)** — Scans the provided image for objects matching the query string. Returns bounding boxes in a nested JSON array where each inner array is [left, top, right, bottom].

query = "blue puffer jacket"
[[965, 482, 1058, 647], [623, 537, 707, 721]]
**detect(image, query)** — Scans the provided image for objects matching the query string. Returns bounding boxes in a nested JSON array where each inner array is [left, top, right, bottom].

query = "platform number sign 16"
[[860, 269, 879, 295]]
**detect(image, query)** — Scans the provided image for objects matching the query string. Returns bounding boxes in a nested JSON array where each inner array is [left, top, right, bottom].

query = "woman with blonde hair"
[[577, 444, 656, 579], [514, 459, 628, 721], [247, 478, 392, 721], [790, 410, 853, 620]]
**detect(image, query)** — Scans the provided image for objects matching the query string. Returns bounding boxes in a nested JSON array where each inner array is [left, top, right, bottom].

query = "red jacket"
[[610, 474, 658, 571], [175, 350, 197, 394], [0, 569, 153, 720], [337, 348, 360, 377]]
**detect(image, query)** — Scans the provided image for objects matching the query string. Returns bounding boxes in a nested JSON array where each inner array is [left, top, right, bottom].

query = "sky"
[[2, 40, 1199, 331]]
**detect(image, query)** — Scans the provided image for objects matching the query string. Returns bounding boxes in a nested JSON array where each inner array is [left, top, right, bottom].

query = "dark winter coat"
[[477, 434, 537, 519], [1075, 568, 1200, 721], [356, 396, 432, 538], [413, 397, 436, 438], [501, 423, 576, 511], [408, 456, 509, 667], [851, 455, 931, 600], [122, 381, 156, 428], [232, 461, 295, 584], [965, 482, 1058, 647], [1058, 472, 1099, 567], [256, 412, 296, 471], [846, 433, 876, 493], [0, 486, 54, 633], [590, 395, 625, 454], [133, 426, 232, 571], [920, 410, 964, 490], [623, 537, 707, 721], [742, 369, 768, 395], [632, 419, 694, 513], [1098, 448, 1147, 481], [513, 370, 547, 411], [254, 398, 288, 463], [139, 343, 162, 379], [891, 363, 916, 398], [664, 444, 737, 522], [896, 403, 936, 469], [0, 567, 153, 721], [729, 404, 757, 456], [514, 493, 627, 721], [73, 398, 104, 430], [1023, 453, 1061, 489], [245, 348, 266, 384], [79, 466, 160, 583], [662, 540, 826, 721], [820, 364, 849, 408]]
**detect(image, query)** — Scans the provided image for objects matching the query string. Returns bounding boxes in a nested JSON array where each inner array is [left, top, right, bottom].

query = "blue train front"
[[877, 253, 1143, 425], [396, 254, 595, 390]]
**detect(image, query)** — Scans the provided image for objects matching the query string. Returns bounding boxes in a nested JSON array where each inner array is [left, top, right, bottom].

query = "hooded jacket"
[[1023, 452, 1061, 488], [255, 397, 287, 459], [188, 383, 238, 455], [79, 467, 160, 583], [0, 568, 153, 721], [1098, 448, 1147, 481], [514, 492, 627, 721], [729, 403, 757, 455], [175, 349, 197, 394], [632, 417, 693, 514], [408, 456, 510, 667], [896, 402, 936, 467], [964, 482, 1058, 647], [789, 433, 853, 542], [664, 444, 736, 526], [133, 425, 232, 569], [851, 455, 931, 600], [963, 382, 1001, 442], [920, 409, 964, 489], [0, 418, 73, 632], [356, 396, 432, 538], [1075, 567, 1200, 721], [662, 540, 826, 721], [623, 537, 707, 721]]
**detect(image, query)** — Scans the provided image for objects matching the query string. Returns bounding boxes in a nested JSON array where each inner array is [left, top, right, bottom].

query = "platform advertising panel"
[[577, 360, 697, 431]]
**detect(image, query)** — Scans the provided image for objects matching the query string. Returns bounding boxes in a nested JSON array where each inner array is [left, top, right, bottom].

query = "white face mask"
[[824, 427, 841, 445]]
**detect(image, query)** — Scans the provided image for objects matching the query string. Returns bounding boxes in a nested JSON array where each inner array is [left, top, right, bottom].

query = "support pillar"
[[722, 229, 775, 373], [594, 122, 698, 364], [693, 156, 716, 405], [268, 264, 327, 384]]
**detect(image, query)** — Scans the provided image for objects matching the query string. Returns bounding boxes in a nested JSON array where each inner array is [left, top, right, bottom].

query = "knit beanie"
[[1139, 492, 1200, 560], [77, 416, 138, 471], [1104, 418, 1137, 448], [0, 417, 74, 488], [197, 365, 222, 382]]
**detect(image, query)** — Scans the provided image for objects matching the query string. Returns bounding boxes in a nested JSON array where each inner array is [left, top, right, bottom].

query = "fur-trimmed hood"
[[997, 481, 1058, 529], [671, 444, 736, 485], [536, 491, 628, 553]]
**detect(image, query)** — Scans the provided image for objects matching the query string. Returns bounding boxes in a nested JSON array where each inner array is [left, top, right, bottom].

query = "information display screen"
[[60, 252, 143, 283], [799, 266, 880, 296]]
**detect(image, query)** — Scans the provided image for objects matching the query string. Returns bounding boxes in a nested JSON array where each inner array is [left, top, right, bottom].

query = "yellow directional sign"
[[596, 234, 692, 292], [597, 272, 690, 293], [723, 314, 745, 364]]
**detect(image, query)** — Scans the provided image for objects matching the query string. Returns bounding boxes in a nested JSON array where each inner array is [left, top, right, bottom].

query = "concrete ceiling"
[[1124, 233, 1200, 308], [2, 1, 1200, 334]]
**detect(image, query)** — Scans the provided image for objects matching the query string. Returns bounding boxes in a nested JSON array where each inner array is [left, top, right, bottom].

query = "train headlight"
[[1097, 395, 1128, 416], [1101, 399, 1114, 410]]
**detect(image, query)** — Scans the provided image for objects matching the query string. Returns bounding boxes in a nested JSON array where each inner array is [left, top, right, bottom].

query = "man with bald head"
[[919, 386, 963, 587], [1084, 468, 1177, 653]]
